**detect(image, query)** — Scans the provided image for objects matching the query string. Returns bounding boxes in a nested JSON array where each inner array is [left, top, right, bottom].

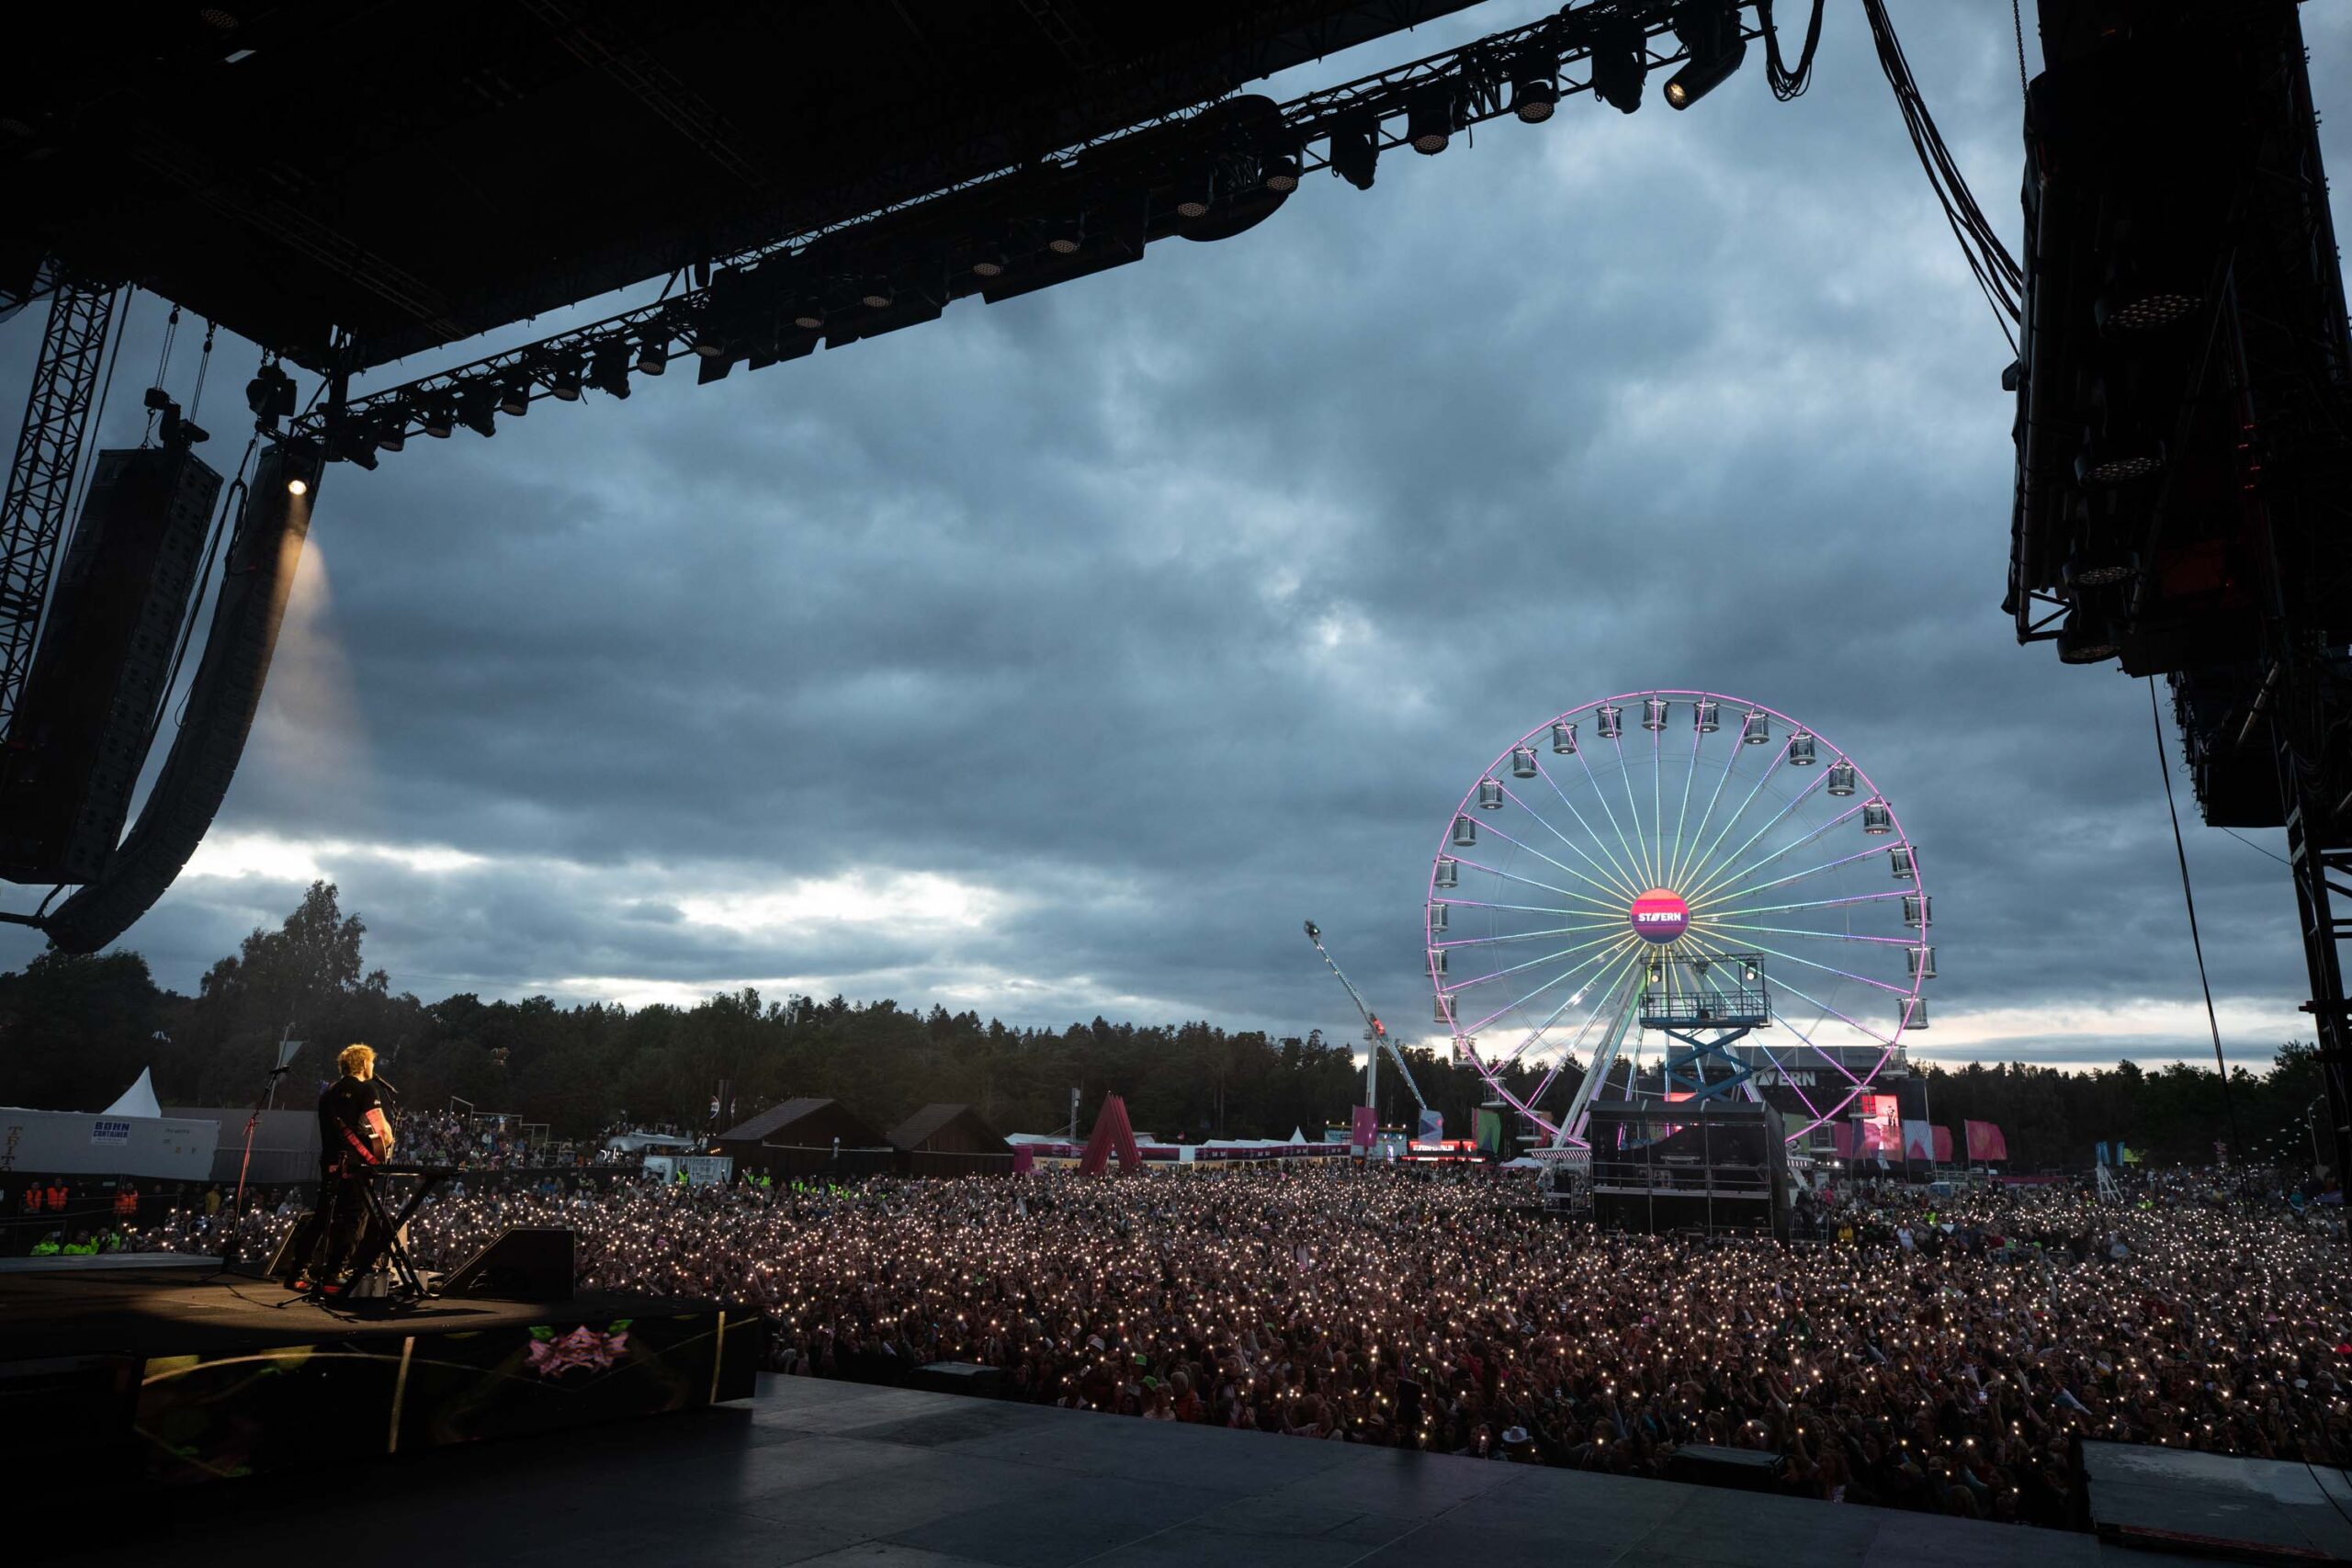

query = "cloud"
[[4, 4, 2349, 1080]]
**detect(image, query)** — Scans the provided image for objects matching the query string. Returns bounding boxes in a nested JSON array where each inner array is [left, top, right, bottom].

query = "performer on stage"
[[288, 1043, 394, 1297]]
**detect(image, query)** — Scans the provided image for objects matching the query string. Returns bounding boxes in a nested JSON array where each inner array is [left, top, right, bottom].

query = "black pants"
[[291, 1165, 369, 1281]]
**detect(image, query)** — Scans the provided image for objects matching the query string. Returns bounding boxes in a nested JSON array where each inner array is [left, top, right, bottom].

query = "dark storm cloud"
[[4, 4, 2346, 1070]]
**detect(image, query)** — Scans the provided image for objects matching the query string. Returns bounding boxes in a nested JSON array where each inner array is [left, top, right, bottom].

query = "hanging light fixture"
[[1408, 81, 1455, 154]]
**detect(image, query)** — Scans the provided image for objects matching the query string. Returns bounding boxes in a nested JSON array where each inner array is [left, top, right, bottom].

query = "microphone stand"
[[220, 1059, 293, 1270]]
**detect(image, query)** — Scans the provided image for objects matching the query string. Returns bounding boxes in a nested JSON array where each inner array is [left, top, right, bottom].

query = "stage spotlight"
[[243, 362, 296, 423], [548, 357, 583, 401], [1408, 82, 1454, 153], [497, 373, 531, 417], [1176, 176, 1214, 220], [1512, 58, 1559, 122], [1665, 1, 1747, 110], [286, 477, 308, 496], [1591, 17, 1647, 113], [636, 333, 669, 375], [860, 277, 896, 308], [1329, 118, 1378, 189], [969, 243, 1007, 277], [458, 383, 497, 436], [791, 300, 826, 330], [1261, 150, 1301, 193], [1046, 213, 1084, 255], [375, 417, 405, 454], [588, 341, 632, 398], [418, 396, 454, 439]]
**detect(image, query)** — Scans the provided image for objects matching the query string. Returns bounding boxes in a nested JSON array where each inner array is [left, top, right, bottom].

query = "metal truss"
[[292, 0, 1751, 453], [0, 268, 115, 749]]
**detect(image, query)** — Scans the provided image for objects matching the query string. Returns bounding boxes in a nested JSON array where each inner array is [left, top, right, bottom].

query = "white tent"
[[101, 1067, 163, 1120]]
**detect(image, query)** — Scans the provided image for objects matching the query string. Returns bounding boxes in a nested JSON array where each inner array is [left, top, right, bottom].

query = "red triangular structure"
[[1079, 1093, 1141, 1177]]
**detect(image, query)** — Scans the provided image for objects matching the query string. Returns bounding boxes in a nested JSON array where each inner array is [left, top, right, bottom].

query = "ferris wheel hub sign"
[[1629, 888, 1690, 944]]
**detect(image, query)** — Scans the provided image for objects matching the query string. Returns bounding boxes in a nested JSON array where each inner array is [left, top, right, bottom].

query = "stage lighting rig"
[[243, 360, 296, 426], [548, 356, 583, 401], [457, 383, 497, 436], [587, 340, 631, 398], [497, 374, 530, 417], [1590, 17, 1648, 113], [635, 333, 669, 375], [1666, 1, 1747, 109], [1329, 116, 1378, 189], [1408, 81, 1457, 153], [1511, 57, 1560, 122], [418, 395, 454, 439]]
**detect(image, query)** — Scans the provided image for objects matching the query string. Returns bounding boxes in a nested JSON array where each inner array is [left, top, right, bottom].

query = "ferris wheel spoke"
[[1668, 729, 1749, 893], [1473, 819, 1643, 910], [1706, 940, 1898, 1046], [1436, 896, 1620, 919], [1695, 840, 1885, 909], [1499, 943, 1637, 1072], [1435, 920, 1622, 951], [1706, 920, 1913, 949], [1605, 729, 1655, 889], [1685, 800, 1864, 908], [1650, 720, 1666, 891], [1674, 736, 1795, 897], [1666, 727, 1703, 898], [1532, 758, 1645, 900], [1453, 934, 1635, 1035], [1739, 1029, 1829, 1126], [1446, 853, 1624, 913], [1572, 743, 1655, 897], [1679, 767, 1832, 908], [1707, 888, 1912, 920], [1712, 932, 1908, 996], [1495, 780, 1642, 902], [1440, 925, 1628, 1000]]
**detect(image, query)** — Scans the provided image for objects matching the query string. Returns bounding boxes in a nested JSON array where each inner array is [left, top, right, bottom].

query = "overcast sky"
[[6, 3, 2348, 1073]]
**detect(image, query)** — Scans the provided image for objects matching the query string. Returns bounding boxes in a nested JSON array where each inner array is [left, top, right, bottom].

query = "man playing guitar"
[[288, 1043, 394, 1297]]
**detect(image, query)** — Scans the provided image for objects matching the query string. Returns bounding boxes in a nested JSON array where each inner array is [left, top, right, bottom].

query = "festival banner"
[[1964, 1119, 2008, 1162], [1902, 1119, 1934, 1163], [1350, 1104, 1378, 1153], [1932, 1125, 1953, 1164], [1417, 1109, 1444, 1142]]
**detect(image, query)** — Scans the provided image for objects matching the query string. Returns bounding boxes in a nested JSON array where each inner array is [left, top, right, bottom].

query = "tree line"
[[0, 882, 2321, 1171]]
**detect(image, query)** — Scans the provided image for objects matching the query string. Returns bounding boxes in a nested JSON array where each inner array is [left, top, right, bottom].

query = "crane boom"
[[1304, 919, 1432, 1120]]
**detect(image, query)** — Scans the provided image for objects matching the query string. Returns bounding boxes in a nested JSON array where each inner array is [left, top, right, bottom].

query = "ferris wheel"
[[1426, 691, 1929, 1146]]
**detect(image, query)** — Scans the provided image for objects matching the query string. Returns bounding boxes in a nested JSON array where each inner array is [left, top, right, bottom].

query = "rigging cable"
[[1758, 0, 1828, 101], [1861, 0, 2025, 350], [2149, 676, 2243, 1157]]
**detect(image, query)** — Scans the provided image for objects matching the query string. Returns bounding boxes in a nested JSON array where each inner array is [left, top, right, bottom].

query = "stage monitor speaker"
[[0, 446, 220, 884], [442, 1225, 574, 1302]]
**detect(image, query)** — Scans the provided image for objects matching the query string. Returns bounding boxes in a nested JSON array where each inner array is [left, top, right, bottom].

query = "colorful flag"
[[1830, 1122, 1857, 1159], [2095, 1141, 2109, 1167], [1417, 1109, 1444, 1142], [1964, 1120, 2008, 1162], [1932, 1125, 1954, 1164], [1350, 1104, 1378, 1153], [1903, 1119, 1934, 1162]]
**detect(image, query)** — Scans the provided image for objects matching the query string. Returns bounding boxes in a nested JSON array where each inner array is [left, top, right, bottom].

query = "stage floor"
[[56, 1373, 2210, 1568], [0, 1256, 721, 1358]]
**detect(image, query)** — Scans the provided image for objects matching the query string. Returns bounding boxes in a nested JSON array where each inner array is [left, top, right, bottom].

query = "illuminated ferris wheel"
[[1426, 691, 1929, 1146]]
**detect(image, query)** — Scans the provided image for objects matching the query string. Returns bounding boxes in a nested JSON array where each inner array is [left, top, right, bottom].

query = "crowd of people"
[[121, 1160, 2352, 1529]]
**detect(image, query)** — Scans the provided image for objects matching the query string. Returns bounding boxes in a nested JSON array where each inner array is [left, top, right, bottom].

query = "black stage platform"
[[49, 1373, 2213, 1568], [0, 1255, 759, 1486]]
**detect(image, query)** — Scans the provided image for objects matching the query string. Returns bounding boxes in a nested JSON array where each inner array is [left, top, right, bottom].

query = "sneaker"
[[288, 1274, 315, 1293]]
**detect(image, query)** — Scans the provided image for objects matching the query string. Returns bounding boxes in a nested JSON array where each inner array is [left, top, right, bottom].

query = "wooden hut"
[[888, 1103, 1012, 1179], [716, 1099, 892, 1179]]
